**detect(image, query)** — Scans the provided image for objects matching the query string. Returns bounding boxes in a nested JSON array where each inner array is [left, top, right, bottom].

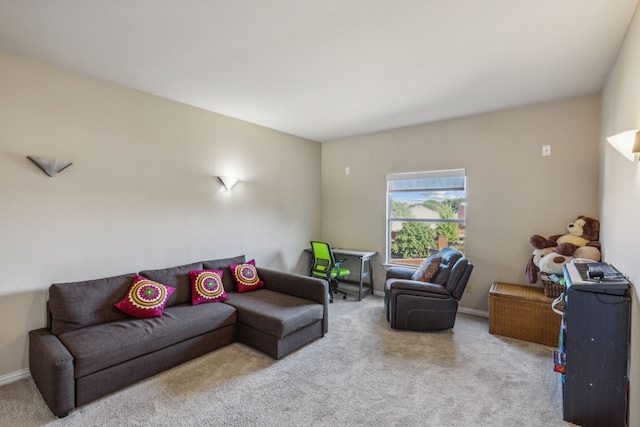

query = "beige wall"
[[0, 49, 321, 377], [321, 95, 600, 313], [601, 3, 640, 426]]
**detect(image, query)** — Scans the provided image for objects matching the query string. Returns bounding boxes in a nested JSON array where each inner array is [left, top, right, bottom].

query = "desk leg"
[[358, 257, 365, 301], [367, 257, 374, 297], [356, 257, 375, 301]]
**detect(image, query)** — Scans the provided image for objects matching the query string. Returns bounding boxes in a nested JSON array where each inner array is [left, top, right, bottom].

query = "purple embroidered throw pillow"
[[189, 269, 228, 305], [114, 274, 175, 318], [229, 259, 264, 293]]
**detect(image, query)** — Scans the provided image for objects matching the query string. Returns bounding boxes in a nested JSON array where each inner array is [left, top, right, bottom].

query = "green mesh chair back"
[[310, 241, 350, 302]]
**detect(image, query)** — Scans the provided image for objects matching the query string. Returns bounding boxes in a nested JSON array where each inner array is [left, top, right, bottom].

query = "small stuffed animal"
[[525, 247, 554, 283], [538, 253, 574, 276]]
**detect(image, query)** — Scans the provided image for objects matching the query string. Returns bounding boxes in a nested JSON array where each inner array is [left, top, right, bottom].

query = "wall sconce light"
[[27, 156, 73, 177], [606, 130, 640, 161], [218, 176, 238, 190]]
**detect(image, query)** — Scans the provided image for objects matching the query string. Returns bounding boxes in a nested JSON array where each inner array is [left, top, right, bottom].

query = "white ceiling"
[[0, 1, 637, 142]]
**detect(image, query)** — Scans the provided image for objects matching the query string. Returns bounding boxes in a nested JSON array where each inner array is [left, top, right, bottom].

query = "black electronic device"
[[564, 262, 629, 295], [586, 262, 625, 280], [586, 268, 604, 280]]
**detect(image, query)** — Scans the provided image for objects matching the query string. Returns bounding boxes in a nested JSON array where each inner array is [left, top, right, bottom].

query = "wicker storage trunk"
[[489, 282, 562, 347]]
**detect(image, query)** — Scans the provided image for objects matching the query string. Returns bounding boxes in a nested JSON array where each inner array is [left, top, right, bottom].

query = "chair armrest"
[[385, 267, 415, 280], [335, 259, 347, 268], [387, 279, 450, 296]]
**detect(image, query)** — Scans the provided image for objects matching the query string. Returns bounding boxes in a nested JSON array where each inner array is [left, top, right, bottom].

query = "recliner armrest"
[[385, 267, 415, 280], [388, 279, 450, 296]]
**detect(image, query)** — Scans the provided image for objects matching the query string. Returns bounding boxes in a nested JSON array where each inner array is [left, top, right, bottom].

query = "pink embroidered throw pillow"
[[114, 274, 175, 318], [189, 269, 228, 305], [229, 259, 264, 293]]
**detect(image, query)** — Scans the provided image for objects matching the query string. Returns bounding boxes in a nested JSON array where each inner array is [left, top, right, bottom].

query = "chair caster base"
[[329, 288, 346, 303]]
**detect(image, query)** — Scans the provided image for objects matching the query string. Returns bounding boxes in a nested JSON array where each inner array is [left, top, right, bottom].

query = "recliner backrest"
[[431, 247, 463, 285], [446, 257, 474, 300]]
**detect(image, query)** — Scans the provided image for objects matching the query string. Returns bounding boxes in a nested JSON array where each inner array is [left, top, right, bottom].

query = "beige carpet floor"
[[0, 295, 569, 426]]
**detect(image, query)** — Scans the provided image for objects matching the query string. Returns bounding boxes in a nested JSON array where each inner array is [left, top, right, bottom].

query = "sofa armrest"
[[386, 267, 415, 280], [258, 268, 327, 304], [29, 328, 75, 417], [387, 279, 450, 297]]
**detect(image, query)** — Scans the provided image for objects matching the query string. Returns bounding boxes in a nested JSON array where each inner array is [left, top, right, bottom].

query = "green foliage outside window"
[[391, 222, 437, 259], [435, 204, 459, 242], [390, 199, 464, 260], [390, 199, 413, 218]]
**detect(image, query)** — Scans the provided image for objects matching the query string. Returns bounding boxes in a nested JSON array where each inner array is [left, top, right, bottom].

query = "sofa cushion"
[[114, 274, 175, 318], [189, 269, 228, 305], [139, 261, 203, 307], [49, 273, 136, 335], [202, 255, 246, 292], [57, 302, 237, 378], [229, 259, 265, 293], [224, 289, 323, 338]]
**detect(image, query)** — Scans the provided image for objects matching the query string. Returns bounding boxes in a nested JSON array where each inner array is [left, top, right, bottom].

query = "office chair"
[[310, 241, 349, 303]]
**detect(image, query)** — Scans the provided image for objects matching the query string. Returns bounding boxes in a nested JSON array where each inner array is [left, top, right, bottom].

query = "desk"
[[331, 248, 377, 300]]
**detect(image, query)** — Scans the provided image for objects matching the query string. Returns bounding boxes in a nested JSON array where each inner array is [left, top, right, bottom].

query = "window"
[[386, 169, 466, 266]]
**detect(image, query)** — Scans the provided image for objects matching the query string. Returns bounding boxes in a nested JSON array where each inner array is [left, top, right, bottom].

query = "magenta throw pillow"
[[229, 259, 264, 293], [189, 269, 228, 305], [114, 274, 175, 318]]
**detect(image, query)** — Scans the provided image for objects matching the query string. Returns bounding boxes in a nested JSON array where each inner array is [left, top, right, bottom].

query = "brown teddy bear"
[[530, 215, 600, 256], [526, 216, 601, 284]]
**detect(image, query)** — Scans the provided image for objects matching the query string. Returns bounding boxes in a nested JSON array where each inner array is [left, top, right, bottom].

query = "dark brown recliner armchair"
[[384, 248, 473, 331]]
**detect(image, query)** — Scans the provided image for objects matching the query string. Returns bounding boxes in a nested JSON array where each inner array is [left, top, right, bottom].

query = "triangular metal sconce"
[[218, 176, 239, 190], [607, 130, 640, 161], [27, 156, 73, 177]]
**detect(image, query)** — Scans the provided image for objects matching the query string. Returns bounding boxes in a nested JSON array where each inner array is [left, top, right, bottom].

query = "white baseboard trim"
[[0, 368, 30, 386], [459, 306, 489, 318]]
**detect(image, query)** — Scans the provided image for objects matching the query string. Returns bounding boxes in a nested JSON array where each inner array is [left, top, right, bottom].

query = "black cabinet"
[[561, 264, 630, 427]]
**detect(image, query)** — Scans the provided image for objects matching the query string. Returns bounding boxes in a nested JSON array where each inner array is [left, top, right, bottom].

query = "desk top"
[[332, 248, 377, 258]]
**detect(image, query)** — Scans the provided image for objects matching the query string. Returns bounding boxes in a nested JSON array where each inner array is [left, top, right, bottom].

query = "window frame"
[[385, 169, 466, 266]]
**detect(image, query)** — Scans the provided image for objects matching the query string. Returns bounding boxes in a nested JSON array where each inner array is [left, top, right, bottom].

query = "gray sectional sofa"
[[29, 255, 328, 417]]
